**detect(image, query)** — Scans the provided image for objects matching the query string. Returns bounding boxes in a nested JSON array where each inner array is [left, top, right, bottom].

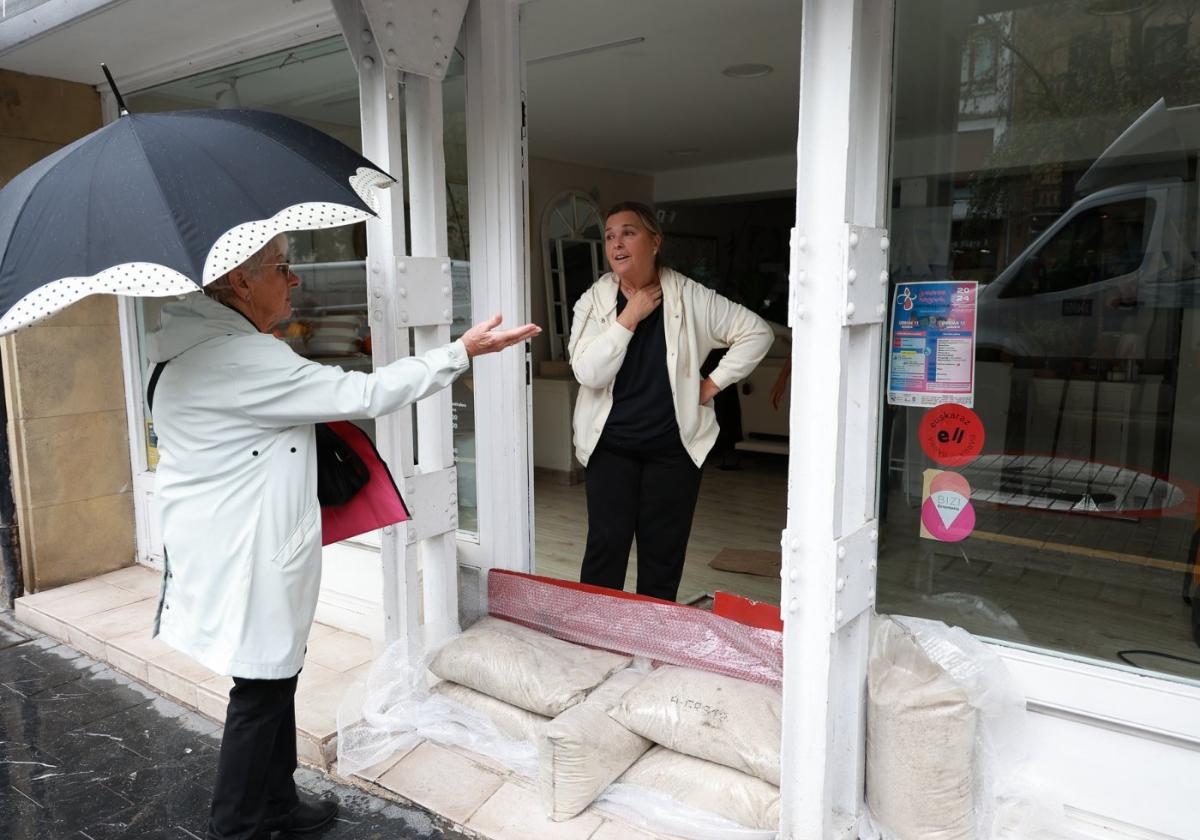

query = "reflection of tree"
[[969, 1, 1200, 221]]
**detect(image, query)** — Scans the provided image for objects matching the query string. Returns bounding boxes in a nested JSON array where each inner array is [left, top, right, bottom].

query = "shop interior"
[[522, 0, 800, 606]]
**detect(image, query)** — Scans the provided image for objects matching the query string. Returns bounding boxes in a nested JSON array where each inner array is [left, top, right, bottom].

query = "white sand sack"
[[617, 746, 780, 832], [428, 616, 632, 717], [867, 617, 977, 840], [538, 669, 651, 821], [431, 681, 550, 743], [608, 664, 781, 785]]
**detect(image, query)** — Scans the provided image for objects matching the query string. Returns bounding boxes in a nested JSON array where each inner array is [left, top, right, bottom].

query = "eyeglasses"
[[258, 261, 293, 278]]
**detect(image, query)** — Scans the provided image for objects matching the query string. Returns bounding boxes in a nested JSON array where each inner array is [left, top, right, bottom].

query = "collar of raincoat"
[[144, 292, 259, 364]]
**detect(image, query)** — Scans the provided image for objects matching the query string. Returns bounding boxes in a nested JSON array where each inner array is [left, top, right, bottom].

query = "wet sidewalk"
[[0, 610, 471, 840]]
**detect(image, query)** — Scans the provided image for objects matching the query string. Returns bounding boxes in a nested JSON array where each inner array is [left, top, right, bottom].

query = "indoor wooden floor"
[[532, 453, 787, 606], [532, 455, 1200, 684]]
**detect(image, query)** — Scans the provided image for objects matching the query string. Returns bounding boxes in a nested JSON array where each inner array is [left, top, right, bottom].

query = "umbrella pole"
[[99, 63, 129, 116]]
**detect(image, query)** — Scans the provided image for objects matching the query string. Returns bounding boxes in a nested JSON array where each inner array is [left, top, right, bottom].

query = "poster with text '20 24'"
[[886, 281, 978, 408]]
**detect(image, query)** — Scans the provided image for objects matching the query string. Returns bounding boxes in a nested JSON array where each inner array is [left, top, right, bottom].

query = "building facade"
[[0, 1, 1196, 837]]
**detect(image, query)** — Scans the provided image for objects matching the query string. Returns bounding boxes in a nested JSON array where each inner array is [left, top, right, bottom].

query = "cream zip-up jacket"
[[146, 294, 468, 678], [569, 268, 774, 467]]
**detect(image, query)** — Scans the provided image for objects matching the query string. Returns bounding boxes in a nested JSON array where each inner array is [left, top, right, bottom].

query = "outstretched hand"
[[462, 314, 541, 358]]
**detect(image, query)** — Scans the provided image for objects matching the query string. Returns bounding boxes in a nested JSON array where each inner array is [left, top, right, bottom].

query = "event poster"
[[886, 281, 978, 408]]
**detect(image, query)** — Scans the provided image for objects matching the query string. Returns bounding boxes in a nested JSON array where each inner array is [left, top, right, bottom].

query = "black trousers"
[[580, 436, 703, 601], [207, 672, 302, 840]]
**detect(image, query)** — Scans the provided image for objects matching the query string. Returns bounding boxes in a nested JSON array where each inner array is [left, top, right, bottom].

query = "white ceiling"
[[0, 0, 802, 177], [522, 0, 802, 174]]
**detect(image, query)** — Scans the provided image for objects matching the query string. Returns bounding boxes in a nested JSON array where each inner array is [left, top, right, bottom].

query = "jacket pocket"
[[269, 504, 318, 570]]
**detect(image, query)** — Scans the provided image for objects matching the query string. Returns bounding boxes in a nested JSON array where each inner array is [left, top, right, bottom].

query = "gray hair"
[[204, 233, 288, 306]]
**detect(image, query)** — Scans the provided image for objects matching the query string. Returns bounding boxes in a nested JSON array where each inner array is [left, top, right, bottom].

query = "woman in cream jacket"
[[569, 202, 773, 601]]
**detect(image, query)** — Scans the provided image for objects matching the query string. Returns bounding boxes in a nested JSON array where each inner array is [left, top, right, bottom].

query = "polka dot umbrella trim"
[[203, 168, 390, 285], [0, 110, 395, 336]]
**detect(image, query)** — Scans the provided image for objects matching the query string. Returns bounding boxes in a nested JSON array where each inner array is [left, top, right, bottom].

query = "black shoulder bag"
[[313, 423, 370, 507], [147, 362, 370, 508]]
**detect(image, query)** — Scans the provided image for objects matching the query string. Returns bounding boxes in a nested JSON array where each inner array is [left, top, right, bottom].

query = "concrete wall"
[[0, 69, 134, 593]]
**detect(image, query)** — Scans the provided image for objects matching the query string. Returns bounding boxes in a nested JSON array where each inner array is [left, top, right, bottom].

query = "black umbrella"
[[0, 65, 393, 335]]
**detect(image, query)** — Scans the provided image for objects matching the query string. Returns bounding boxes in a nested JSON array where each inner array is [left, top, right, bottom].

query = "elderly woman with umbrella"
[[0, 72, 539, 840]]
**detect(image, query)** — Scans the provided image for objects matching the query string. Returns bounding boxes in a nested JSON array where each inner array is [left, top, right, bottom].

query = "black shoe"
[[264, 796, 339, 834]]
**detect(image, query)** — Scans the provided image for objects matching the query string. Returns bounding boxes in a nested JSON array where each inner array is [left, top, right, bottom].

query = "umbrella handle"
[[100, 63, 129, 117]]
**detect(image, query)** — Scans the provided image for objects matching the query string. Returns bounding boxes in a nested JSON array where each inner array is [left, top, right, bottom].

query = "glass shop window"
[[442, 37, 479, 536], [882, 0, 1200, 684]]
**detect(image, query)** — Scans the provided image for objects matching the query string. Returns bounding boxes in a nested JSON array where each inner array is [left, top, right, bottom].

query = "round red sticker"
[[919, 404, 984, 466]]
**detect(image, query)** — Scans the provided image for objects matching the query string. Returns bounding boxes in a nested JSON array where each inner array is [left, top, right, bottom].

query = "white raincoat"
[[146, 294, 468, 678]]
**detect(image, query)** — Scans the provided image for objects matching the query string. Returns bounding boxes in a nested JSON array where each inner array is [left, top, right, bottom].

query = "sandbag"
[[428, 616, 632, 716], [608, 664, 781, 785], [867, 617, 977, 840], [431, 681, 550, 744], [538, 668, 651, 820], [617, 746, 780, 832]]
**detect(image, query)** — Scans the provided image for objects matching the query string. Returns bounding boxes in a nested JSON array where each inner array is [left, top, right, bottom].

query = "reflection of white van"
[[977, 99, 1200, 364]]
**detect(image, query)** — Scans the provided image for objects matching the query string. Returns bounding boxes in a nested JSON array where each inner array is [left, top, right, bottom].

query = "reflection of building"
[[0, 1, 1196, 838], [955, 2, 1200, 276]]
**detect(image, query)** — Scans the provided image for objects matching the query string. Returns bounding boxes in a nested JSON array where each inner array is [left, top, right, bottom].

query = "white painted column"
[[332, 0, 421, 650], [405, 74, 461, 640], [461, 0, 534, 576], [779, 1, 895, 838]]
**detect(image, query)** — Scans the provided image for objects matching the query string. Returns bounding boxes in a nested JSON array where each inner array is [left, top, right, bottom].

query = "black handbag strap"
[[147, 361, 167, 413]]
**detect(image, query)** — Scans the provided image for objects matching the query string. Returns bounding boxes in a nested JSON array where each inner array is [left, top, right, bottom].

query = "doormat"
[[708, 548, 781, 578]]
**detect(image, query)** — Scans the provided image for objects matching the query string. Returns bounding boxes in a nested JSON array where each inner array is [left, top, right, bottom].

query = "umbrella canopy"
[[0, 107, 393, 335]]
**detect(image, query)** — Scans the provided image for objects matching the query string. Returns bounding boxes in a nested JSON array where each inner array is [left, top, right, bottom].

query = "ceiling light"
[[666, 149, 699, 157], [722, 63, 773, 79]]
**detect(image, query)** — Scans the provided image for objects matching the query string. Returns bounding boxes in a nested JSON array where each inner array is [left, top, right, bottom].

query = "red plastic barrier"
[[713, 592, 784, 632], [487, 570, 784, 686]]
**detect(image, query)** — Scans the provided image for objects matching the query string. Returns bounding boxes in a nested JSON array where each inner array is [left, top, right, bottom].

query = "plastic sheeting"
[[431, 681, 550, 743], [863, 615, 1080, 840], [489, 570, 783, 686], [337, 622, 543, 780], [866, 617, 979, 839], [606, 746, 780, 836], [598, 784, 778, 840], [338, 572, 787, 839]]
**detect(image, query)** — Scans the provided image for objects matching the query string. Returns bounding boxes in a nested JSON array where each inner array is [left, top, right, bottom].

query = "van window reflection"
[[999, 198, 1152, 298]]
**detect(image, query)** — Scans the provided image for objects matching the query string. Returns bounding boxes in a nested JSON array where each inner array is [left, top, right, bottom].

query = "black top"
[[600, 291, 680, 448]]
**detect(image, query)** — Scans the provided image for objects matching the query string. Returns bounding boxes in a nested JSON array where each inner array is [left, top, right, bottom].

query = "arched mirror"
[[542, 190, 604, 360]]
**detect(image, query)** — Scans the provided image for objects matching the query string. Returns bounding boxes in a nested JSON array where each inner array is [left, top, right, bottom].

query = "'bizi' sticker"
[[920, 470, 975, 542]]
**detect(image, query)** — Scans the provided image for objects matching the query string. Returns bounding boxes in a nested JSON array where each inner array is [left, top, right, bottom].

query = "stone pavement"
[[0, 610, 471, 840]]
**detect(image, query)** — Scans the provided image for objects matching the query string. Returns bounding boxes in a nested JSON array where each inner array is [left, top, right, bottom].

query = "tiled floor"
[[0, 610, 471, 840], [14, 566, 369, 768], [13, 566, 677, 840]]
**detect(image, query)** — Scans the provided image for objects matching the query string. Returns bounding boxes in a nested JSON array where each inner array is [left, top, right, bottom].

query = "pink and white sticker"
[[921, 470, 975, 542]]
